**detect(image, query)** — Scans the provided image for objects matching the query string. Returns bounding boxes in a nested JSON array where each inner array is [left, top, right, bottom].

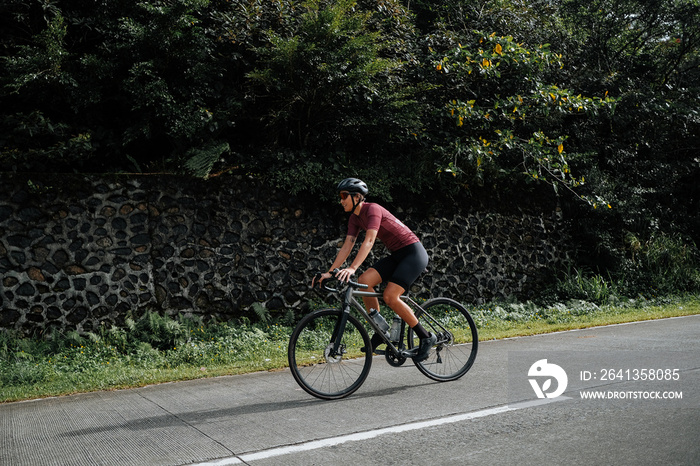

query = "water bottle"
[[389, 316, 402, 342], [368, 308, 389, 336]]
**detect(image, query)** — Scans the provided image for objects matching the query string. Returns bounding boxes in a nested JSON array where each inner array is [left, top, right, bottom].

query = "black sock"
[[412, 322, 430, 340]]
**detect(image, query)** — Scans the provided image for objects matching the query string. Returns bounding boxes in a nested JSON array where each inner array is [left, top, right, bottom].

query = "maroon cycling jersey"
[[347, 203, 419, 252]]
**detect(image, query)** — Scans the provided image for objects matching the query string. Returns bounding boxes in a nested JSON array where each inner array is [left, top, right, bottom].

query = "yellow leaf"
[[436, 63, 442, 71], [558, 143, 564, 154], [482, 58, 490, 67], [494, 43, 503, 55]]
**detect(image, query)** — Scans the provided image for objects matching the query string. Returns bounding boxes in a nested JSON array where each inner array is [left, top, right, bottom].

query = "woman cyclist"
[[313, 178, 436, 361]]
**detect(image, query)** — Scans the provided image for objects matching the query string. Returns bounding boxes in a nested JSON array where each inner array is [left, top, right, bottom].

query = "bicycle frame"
[[326, 281, 445, 360], [291, 274, 479, 399]]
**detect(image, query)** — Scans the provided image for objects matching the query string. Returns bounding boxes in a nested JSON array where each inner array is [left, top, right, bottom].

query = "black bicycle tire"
[[408, 297, 478, 381], [288, 308, 372, 400]]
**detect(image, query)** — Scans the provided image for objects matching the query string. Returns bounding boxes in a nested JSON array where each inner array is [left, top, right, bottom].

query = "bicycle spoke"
[[409, 298, 478, 381], [288, 309, 371, 399]]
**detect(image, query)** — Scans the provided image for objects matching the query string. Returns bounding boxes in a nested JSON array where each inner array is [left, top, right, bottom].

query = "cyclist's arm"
[[313, 235, 357, 286], [329, 235, 357, 272], [337, 229, 377, 281]]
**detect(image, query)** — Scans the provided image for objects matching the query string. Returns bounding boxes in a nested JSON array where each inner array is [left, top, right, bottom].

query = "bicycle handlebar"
[[314, 269, 368, 292]]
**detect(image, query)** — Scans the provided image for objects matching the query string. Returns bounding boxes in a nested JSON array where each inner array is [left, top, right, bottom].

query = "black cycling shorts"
[[371, 242, 429, 291]]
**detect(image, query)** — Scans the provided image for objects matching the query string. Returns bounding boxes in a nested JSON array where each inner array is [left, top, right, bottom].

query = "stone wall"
[[0, 173, 570, 335]]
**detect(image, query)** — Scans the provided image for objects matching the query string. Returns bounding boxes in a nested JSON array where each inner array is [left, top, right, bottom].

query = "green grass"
[[1, 294, 699, 403], [471, 296, 700, 340]]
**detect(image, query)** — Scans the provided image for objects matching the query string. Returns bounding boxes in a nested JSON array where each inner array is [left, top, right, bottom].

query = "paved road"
[[2, 315, 698, 466]]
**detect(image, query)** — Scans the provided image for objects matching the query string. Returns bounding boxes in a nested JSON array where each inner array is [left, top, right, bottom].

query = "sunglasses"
[[339, 191, 351, 200]]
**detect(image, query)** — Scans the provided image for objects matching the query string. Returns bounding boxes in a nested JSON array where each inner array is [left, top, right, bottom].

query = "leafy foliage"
[[430, 32, 616, 203], [1, 0, 698, 287], [241, 0, 425, 195], [0, 308, 287, 394], [1, 0, 233, 173]]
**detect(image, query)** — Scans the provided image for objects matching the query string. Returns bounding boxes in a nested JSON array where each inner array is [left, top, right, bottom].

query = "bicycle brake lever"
[[311, 271, 340, 293], [322, 282, 340, 292]]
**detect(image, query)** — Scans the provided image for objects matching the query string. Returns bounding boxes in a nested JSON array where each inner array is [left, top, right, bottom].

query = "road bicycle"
[[288, 272, 479, 399]]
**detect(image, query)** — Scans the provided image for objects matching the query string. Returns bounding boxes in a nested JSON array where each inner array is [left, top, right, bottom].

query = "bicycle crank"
[[385, 346, 407, 367]]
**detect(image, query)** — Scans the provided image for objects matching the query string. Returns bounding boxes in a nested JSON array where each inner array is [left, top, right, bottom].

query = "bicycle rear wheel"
[[408, 297, 478, 381], [288, 308, 372, 400]]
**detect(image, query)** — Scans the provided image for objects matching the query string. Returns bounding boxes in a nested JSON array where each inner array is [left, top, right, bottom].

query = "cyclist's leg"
[[383, 243, 433, 360], [358, 267, 382, 311], [385, 281, 434, 361], [382, 282, 418, 326], [383, 242, 428, 324], [358, 267, 389, 353]]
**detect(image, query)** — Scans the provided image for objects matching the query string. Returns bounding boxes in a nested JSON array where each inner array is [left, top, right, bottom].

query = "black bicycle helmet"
[[337, 178, 368, 196]]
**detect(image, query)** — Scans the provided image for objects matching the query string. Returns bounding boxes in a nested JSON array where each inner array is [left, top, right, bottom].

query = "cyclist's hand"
[[312, 272, 332, 289], [335, 267, 356, 283]]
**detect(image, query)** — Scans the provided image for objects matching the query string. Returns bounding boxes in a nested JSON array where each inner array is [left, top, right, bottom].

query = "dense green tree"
[[240, 0, 425, 197], [0, 0, 698, 251], [548, 0, 700, 271], [424, 31, 615, 205], [1, 0, 234, 175]]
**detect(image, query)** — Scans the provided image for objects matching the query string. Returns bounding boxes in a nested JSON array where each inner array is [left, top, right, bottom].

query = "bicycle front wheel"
[[408, 297, 478, 381], [288, 308, 372, 400]]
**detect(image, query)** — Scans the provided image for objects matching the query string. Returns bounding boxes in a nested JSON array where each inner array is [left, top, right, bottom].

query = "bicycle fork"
[[328, 287, 355, 358]]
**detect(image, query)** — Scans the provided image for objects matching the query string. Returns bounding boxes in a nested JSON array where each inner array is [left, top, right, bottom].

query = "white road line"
[[192, 397, 570, 465]]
